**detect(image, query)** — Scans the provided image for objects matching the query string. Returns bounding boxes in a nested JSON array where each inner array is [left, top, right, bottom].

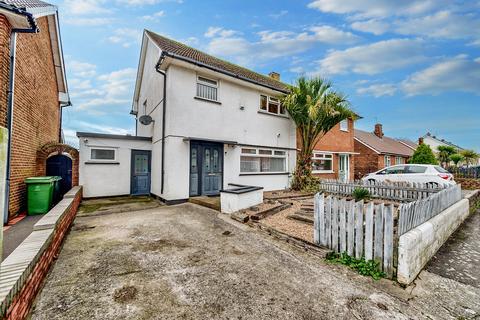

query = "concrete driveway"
[[31, 203, 480, 320]]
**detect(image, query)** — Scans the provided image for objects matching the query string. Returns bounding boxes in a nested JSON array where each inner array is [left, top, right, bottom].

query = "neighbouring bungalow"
[[310, 117, 357, 182], [78, 30, 297, 203], [354, 124, 414, 179], [0, 0, 72, 222]]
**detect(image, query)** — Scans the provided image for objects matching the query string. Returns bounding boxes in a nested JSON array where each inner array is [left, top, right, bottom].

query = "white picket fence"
[[398, 185, 462, 235], [319, 179, 446, 202], [313, 193, 395, 277]]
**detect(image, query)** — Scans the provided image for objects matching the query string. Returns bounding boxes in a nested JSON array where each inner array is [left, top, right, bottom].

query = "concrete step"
[[189, 196, 221, 211]]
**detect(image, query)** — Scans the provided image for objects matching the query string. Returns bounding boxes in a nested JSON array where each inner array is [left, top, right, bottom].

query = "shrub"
[[352, 187, 370, 201], [410, 144, 437, 165]]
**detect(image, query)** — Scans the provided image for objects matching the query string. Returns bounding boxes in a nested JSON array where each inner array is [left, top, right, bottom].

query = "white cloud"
[[68, 61, 97, 78], [205, 25, 359, 65], [316, 38, 426, 75], [108, 28, 142, 48], [401, 55, 480, 96], [65, 17, 114, 26], [63, 0, 109, 15], [142, 10, 165, 20], [393, 11, 480, 40], [204, 27, 239, 38], [351, 19, 390, 35], [307, 0, 444, 18], [357, 83, 397, 97], [76, 121, 134, 135]]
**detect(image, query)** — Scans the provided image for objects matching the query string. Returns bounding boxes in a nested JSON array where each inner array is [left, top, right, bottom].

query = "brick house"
[[354, 124, 414, 179], [310, 118, 356, 181], [0, 0, 70, 220]]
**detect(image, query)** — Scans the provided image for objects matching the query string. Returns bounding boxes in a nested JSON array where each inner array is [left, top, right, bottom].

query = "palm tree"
[[449, 153, 464, 167], [437, 145, 456, 167], [283, 76, 356, 190], [461, 149, 479, 167]]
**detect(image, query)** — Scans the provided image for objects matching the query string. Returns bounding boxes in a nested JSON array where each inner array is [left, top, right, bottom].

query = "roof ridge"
[[145, 30, 290, 92]]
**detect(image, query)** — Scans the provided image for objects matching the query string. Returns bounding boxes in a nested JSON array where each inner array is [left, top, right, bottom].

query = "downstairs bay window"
[[240, 148, 287, 174], [312, 152, 333, 172]]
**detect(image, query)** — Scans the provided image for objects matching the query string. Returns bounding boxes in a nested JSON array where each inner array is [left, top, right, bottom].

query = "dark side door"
[[131, 150, 151, 195], [190, 141, 223, 196], [46, 154, 72, 197]]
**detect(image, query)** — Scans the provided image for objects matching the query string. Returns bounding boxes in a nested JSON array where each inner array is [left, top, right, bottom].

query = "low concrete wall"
[[397, 198, 469, 285], [0, 186, 82, 320], [221, 189, 263, 214]]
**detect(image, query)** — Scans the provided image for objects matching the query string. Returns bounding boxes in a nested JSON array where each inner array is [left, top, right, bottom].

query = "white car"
[[361, 164, 456, 186]]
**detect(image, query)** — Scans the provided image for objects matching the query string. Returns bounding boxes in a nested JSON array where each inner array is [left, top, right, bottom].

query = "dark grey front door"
[[131, 150, 151, 195], [190, 142, 223, 196]]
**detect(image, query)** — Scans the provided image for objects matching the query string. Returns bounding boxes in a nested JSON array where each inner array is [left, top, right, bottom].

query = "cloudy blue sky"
[[51, 0, 480, 151]]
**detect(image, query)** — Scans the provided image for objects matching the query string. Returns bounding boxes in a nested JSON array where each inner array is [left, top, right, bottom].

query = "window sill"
[[85, 161, 120, 165], [257, 110, 289, 119], [194, 96, 222, 105], [239, 172, 290, 176], [340, 129, 349, 132], [313, 170, 335, 174]]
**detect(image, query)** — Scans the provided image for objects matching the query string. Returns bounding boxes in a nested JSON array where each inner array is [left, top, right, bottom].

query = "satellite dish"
[[139, 115, 154, 125]]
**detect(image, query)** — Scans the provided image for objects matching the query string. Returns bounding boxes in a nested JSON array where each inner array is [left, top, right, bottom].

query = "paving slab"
[[30, 203, 480, 320], [426, 209, 480, 288]]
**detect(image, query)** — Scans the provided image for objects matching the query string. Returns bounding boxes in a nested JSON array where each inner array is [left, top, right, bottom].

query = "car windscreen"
[[406, 165, 427, 173], [434, 166, 449, 173]]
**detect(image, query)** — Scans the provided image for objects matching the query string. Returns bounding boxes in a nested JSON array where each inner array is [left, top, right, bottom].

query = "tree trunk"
[[291, 148, 314, 190]]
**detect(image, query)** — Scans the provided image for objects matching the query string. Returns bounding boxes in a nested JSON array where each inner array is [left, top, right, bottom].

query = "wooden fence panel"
[[347, 200, 355, 256], [332, 197, 339, 252], [355, 201, 364, 259], [325, 196, 332, 247], [374, 204, 384, 264], [383, 205, 394, 277], [364, 202, 374, 261], [339, 199, 347, 253]]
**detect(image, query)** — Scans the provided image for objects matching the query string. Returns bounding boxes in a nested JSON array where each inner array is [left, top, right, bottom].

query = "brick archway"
[[36, 142, 79, 186]]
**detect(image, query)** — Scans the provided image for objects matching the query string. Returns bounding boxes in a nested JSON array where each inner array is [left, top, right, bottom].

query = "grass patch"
[[326, 251, 385, 280]]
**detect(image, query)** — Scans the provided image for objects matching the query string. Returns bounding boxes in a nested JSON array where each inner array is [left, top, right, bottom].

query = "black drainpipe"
[[155, 54, 167, 194], [3, 10, 38, 224]]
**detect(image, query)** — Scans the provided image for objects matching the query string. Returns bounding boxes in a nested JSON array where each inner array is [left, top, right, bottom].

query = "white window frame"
[[312, 152, 334, 173], [240, 147, 288, 174], [384, 155, 391, 167], [259, 94, 286, 116], [340, 119, 348, 132], [89, 147, 117, 162], [196, 75, 219, 102], [396, 156, 403, 164]]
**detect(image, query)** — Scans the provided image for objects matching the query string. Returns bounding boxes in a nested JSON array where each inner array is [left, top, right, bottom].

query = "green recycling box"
[[25, 176, 60, 215]]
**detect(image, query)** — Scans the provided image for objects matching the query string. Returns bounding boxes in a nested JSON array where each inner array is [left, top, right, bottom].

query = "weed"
[[326, 251, 385, 280]]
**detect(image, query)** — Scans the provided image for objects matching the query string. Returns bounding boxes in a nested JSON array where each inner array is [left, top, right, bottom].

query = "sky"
[[50, 0, 480, 151]]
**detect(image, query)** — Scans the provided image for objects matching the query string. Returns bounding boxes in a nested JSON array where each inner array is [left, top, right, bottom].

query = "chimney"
[[374, 123, 383, 138], [418, 137, 424, 145], [268, 72, 280, 81]]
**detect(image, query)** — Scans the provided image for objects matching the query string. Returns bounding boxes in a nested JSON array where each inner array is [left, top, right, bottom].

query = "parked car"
[[361, 164, 456, 186]]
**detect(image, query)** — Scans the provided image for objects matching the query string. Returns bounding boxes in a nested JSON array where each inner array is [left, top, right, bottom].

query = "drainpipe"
[[3, 12, 38, 224], [155, 54, 167, 194]]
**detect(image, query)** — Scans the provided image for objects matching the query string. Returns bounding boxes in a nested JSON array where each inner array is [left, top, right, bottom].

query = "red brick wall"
[[0, 15, 11, 128], [5, 16, 60, 217], [354, 139, 381, 179], [3, 188, 82, 320]]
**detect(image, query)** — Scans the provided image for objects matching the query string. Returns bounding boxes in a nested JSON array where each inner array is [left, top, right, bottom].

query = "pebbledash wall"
[[0, 186, 82, 320], [0, 15, 61, 217], [134, 38, 297, 202]]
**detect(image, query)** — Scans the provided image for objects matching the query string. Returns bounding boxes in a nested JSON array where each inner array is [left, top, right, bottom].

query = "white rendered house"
[[78, 30, 297, 203]]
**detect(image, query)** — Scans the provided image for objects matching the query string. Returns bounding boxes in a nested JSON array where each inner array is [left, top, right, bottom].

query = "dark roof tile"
[[146, 30, 290, 93], [355, 129, 414, 157]]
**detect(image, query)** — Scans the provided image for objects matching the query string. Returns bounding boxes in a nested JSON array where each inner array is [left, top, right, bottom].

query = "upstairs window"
[[260, 95, 286, 116], [396, 156, 403, 164], [196, 76, 218, 101], [384, 155, 391, 167], [340, 119, 348, 131]]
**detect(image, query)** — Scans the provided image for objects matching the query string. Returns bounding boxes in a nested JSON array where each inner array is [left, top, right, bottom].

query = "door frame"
[[130, 149, 152, 195], [339, 154, 350, 182], [189, 141, 224, 197]]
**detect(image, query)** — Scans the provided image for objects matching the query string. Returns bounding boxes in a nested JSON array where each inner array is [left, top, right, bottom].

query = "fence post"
[[364, 201, 374, 261], [354, 200, 364, 259], [347, 200, 355, 256], [374, 203, 384, 265], [383, 204, 394, 277]]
